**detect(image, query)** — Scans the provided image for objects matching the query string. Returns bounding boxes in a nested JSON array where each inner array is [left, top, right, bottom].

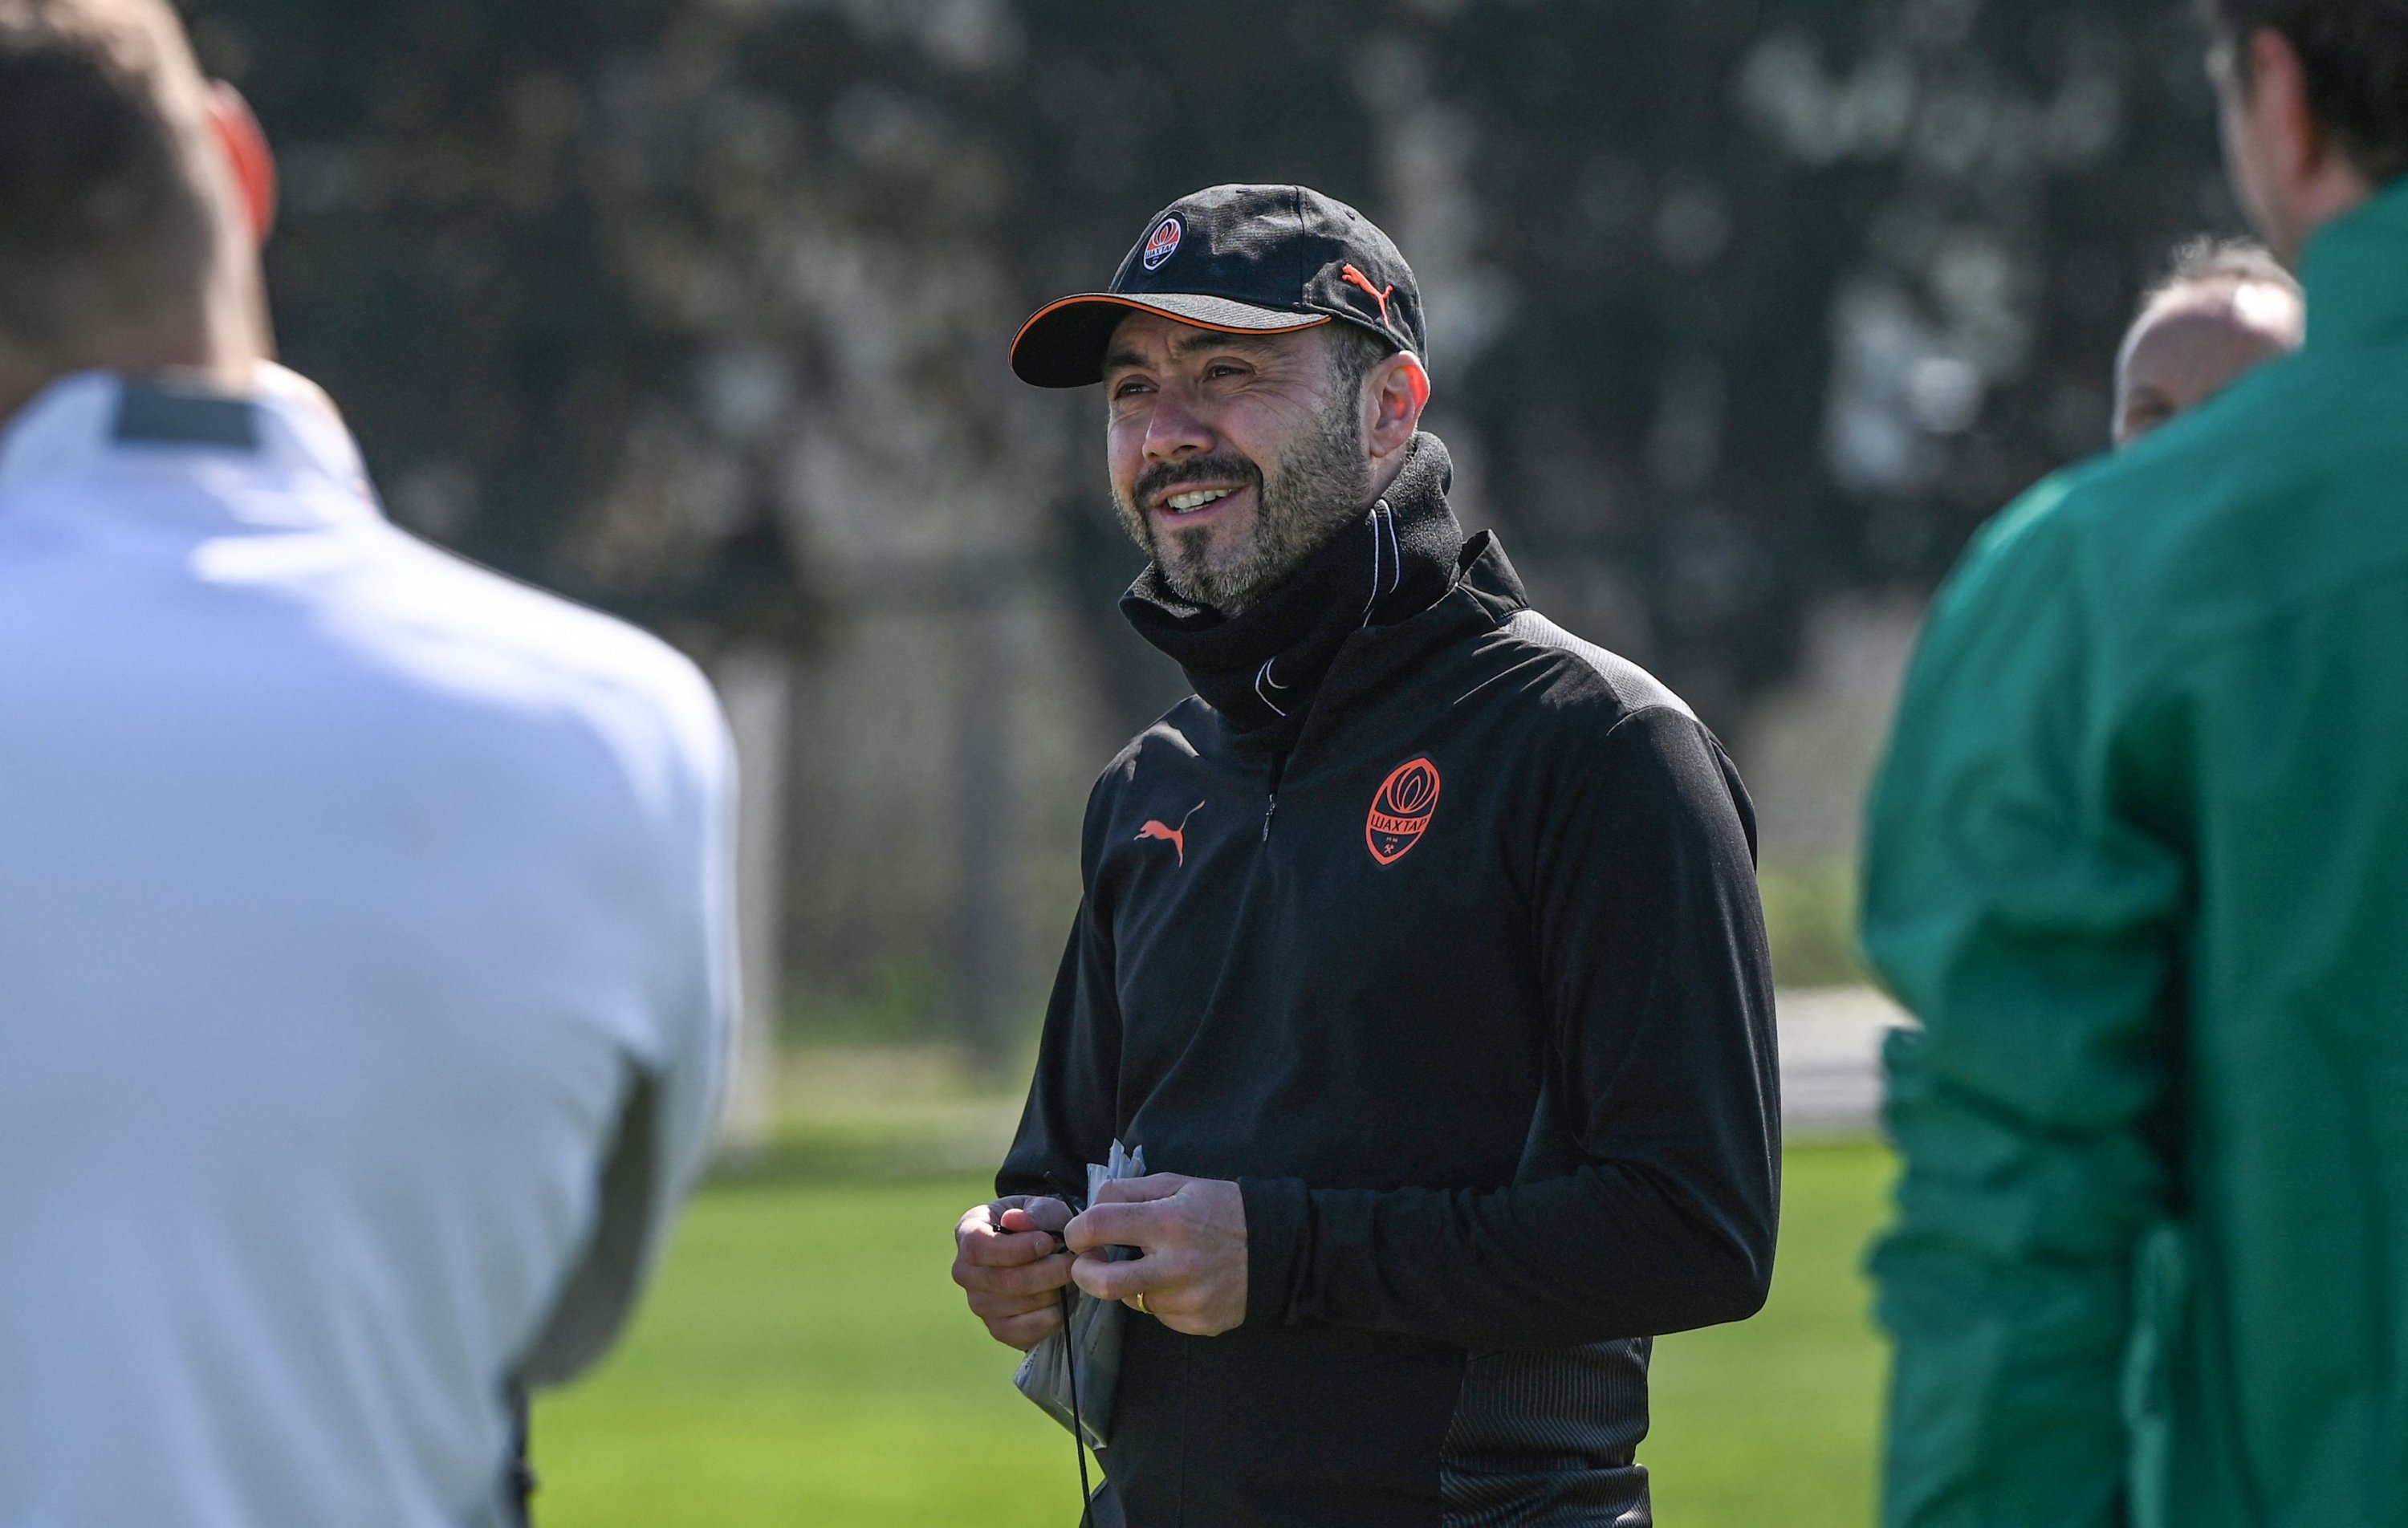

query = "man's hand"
[[1065, 1174, 1247, 1338], [953, 1196, 1075, 1351]]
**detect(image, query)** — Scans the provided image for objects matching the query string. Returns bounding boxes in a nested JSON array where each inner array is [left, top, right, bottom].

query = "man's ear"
[[205, 82, 277, 244], [1365, 351, 1432, 458], [2245, 26, 2325, 185]]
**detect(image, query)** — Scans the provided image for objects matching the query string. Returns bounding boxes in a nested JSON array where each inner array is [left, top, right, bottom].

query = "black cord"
[[1060, 1278, 1092, 1526], [1041, 1180, 1096, 1527], [506, 1384, 535, 1526]]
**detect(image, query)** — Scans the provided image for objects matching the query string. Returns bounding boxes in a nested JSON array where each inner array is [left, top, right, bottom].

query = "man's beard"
[[1113, 392, 1373, 614]]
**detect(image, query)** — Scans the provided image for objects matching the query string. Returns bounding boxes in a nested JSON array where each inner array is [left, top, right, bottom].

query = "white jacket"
[[0, 368, 736, 1527]]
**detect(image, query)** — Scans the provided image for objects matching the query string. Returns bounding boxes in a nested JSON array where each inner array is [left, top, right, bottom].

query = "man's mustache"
[[1132, 454, 1263, 510]]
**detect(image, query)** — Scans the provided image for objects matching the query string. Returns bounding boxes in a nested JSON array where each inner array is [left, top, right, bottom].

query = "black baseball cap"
[[1010, 184, 1426, 388]]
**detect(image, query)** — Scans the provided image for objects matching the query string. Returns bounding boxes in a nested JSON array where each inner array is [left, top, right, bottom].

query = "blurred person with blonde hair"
[[0, 2, 736, 1524], [2113, 237, 2305, 445], [1863, 0, 2408, 1523]]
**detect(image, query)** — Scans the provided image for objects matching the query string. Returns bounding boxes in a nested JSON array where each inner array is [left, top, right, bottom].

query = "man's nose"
[[1143, 389, 1214, 460]]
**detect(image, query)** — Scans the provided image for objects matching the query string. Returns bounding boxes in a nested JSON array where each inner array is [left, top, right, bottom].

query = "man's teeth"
[[1165, 488, 1235, 514]]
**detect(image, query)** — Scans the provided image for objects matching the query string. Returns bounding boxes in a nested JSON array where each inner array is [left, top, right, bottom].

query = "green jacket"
[[1863, 176, 2408, 1528]]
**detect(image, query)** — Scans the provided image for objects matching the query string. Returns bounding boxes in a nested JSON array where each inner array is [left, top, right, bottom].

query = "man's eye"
[[1112, 380, 1153, 399], [1205, 363, 1247, 380]]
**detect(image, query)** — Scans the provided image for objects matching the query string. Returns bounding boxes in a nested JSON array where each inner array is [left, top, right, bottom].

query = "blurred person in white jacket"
[[0, 3, 738, 1525]]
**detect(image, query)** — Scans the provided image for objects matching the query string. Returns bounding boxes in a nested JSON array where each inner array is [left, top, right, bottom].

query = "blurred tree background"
[[174, 0, 2243, 1056]]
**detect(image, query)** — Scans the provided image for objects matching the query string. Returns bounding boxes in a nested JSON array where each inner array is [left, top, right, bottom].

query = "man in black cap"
[[951, 184, 1780, 1526]]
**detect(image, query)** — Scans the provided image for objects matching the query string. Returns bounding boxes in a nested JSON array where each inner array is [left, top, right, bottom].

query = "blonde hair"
[[2129, 236, 2305, 339]]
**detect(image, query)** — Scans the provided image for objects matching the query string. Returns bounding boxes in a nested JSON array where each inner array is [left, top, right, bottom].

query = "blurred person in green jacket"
[[1861, 2, 2408, 1524]]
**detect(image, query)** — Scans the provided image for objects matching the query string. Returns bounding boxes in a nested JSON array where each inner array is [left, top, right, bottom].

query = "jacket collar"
[[0, 364, 376, 518], [2303, 175, 2408, 350], [1290, 530, 1527, 750], [1121, 433, 1466, 746], [1157, 526, 1534, 763]]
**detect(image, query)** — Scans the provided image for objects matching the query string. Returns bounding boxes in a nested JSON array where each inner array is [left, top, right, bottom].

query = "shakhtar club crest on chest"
[[1366, 758, 1441, 866]]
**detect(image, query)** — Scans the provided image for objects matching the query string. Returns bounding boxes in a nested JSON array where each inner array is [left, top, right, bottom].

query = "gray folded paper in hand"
[[1015, 1140, 1145, 1449]]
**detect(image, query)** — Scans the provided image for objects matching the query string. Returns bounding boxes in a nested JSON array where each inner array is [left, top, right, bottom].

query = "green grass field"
[[529, 1139, 1894, 1526]]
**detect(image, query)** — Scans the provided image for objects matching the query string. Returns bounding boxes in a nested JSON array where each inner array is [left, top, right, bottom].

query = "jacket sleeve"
[[521, 665, 740, 1387], [1240, 704, 1782, 1350], [1859, 484, 2185, 1528], [999, 784, 1125, 1205]]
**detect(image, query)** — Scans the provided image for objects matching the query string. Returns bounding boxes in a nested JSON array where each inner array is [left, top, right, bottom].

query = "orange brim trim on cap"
[[1010, 294, 1333, 356]]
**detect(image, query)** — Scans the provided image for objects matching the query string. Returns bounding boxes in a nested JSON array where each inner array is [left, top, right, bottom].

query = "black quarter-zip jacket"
[[1002, 439, 1780, 1527]]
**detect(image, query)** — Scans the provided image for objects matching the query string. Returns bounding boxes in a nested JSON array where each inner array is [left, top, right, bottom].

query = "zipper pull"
[[1262, 796, 1278, 842], [1263, 751, 1287, 843]]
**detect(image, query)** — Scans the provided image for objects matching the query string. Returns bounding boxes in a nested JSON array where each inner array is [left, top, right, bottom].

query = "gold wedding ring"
[[1133, 1292, 1150, 1316]]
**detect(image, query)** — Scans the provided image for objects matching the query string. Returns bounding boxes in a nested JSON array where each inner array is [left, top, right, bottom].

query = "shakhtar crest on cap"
[[1141, 217, 1183, 271]]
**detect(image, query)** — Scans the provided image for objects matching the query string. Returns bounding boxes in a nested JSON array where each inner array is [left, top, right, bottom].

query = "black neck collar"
[[1121, 433, 1465, 744]]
